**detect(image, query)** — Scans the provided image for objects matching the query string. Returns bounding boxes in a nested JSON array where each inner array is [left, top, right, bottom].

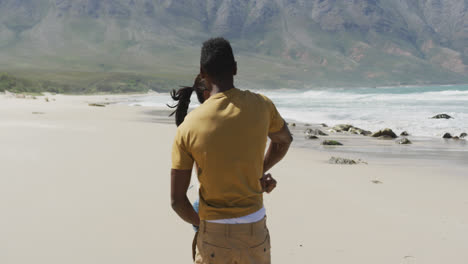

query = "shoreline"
[[139, 104, 468, 168], [97, 84, 468, 140], [3, 91, 465, 168]]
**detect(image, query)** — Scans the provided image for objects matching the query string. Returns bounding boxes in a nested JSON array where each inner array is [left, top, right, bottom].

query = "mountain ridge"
[[0, 0, 467, 92]]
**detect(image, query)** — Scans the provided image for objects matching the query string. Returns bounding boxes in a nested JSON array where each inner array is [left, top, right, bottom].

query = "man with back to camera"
[[170, 37, 293, 264]]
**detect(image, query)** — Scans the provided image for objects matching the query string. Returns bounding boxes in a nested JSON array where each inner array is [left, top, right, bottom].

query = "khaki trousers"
[[194, 217, 271, 264]]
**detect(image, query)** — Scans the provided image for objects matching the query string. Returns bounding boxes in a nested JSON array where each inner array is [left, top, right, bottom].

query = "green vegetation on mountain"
[[0, 0, 467, 93], [0, 71, 188, 94]]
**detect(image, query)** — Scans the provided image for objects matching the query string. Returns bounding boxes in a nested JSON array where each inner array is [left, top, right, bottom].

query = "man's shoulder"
[[238, 88, 271, 104], [177, 104, 209, 130]]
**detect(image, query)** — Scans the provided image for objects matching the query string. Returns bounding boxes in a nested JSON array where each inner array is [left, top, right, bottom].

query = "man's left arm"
[[170, 169, 200, 227]]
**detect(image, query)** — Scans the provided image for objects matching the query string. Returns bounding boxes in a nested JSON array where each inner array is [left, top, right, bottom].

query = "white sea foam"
[[261, 86, 468, 138], [129, 85, 468, 138]]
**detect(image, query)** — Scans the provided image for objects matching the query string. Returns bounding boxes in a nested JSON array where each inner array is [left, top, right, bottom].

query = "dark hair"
[[200, 37, 236, 78], [168, 75, 206, 127]]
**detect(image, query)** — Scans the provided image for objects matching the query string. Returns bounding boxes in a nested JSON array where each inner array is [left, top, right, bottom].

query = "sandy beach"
[[1, 93, 468, 264]]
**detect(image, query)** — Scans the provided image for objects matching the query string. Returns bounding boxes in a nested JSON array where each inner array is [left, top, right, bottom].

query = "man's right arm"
[[263, 121, 293, 174], [171, 169, 200, 227]]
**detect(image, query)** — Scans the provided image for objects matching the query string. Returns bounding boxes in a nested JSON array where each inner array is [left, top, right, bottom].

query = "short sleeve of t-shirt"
[[171, 128, 194, 170], [263, 96, 284, 133]]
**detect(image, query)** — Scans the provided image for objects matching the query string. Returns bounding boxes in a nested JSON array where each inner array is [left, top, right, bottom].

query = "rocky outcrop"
[[348, 127, 372, 136], [332, 124, 353, 132], [331, 124, 371, 135], [371, 128, 397, 139], [400, 131, 409, 136], [432, 114, 453, 119], [444, 133, 467, 140]]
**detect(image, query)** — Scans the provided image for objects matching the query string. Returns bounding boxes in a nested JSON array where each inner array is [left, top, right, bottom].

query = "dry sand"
[[1, 93, 467, 264]]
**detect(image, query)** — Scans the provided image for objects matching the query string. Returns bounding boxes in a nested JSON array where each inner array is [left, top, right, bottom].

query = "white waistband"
[[206, 206, 266, 224]]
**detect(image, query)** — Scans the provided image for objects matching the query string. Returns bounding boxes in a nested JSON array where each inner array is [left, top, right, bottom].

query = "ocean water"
[[130, 85, 468, 138]]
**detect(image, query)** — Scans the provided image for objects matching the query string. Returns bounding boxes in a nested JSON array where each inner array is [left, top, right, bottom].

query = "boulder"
[[332, 124, 353, 132], [304, 128, 328, 136], [397, 138, 412, 144], [432, 114, 452, 119], [442, 133, 452, 139], [347, 127, 359, 134], [289, 123, 296, 127], [320, 123, 328, 127], [453, 136, 460, 140], [322, 140, 343, 146], [348, 127, 372, 136], [371, 128, 397, 138], [400, 131, 409, 136], [460, 133, 467, 139]]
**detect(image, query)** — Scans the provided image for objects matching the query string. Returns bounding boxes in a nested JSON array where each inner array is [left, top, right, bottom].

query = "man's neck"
[[209, 79, 234, 96]]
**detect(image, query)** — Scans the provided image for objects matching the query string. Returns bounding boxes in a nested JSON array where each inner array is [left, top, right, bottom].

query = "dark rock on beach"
[[453, 136, 460, 140], [305, 128, 328, 136], [329, 157, 357, 165], [348, 127, 372, 136], [443, 133, 452, 139], [432, 114, 453, 119], [322, 140, 343, 146], [332, 124, 353, 132], [371, 128, 397, 138], [460, 133, 467, 139], [397, 138, 412, 144], [400, 131, 409, 136], [89, 103, 106, 107], [331, 124, 370, 136]]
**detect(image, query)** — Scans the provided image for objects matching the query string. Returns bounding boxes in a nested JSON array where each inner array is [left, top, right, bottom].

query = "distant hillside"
[[0, 0, 467, 92]]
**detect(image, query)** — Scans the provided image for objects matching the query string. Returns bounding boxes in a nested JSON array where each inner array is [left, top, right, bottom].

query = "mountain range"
[[1, 0, 468, 92]]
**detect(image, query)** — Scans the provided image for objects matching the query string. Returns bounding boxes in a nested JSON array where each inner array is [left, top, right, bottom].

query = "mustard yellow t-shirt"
[[171, 88, 284, 220]]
